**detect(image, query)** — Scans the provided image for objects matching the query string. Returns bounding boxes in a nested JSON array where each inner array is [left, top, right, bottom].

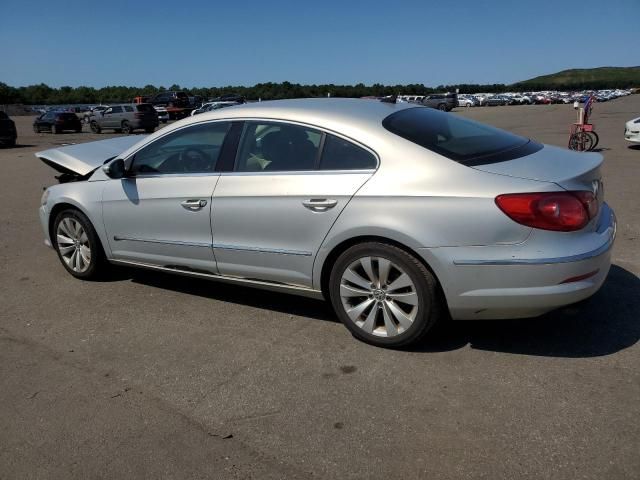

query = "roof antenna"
[[380, 94, 397, 104]]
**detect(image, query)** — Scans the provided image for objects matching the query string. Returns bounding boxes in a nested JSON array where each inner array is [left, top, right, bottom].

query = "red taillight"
[[495, 191, 598, 232]]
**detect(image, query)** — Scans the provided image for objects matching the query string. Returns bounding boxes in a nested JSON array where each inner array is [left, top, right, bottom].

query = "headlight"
[[41, 189, 50, 206]]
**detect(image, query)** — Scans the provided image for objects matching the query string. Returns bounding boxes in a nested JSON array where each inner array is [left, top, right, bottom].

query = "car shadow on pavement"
[[125, 268, 338, 323], [414, 264, 639, 358], [120, 264, 638, 357]]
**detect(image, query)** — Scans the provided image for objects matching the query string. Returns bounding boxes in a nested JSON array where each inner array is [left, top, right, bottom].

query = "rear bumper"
[[420, 203, 616, 320]]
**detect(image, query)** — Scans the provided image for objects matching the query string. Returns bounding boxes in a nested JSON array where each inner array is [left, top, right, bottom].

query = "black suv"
[[422, 93, 457, 112], [147, 91, 190, 108], [0, 111, 17, 147]]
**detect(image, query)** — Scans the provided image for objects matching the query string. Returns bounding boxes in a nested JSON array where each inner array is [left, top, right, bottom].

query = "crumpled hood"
[[36, 135, 147, 176]]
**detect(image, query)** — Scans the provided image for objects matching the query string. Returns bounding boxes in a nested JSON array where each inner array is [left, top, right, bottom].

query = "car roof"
[[190, 98, 416, 141]]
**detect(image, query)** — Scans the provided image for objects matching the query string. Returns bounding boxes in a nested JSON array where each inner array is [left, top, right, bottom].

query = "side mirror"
[[103, 158, 126, 179]]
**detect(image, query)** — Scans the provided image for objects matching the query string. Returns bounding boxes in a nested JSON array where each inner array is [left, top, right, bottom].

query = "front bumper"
[[420, 203, 616, 320], [40, 205, 53, 248]]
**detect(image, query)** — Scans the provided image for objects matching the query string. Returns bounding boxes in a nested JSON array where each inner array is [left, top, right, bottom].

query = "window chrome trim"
[[113, 235, 212, 248], [212, 243, 312, 256]]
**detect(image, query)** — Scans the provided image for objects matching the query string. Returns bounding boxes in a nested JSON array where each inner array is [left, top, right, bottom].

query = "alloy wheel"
[[339, 256, 419, 337], [56, 217, 91, 273]]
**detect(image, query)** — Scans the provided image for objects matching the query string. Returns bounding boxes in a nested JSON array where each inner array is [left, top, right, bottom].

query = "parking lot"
[[1, 98, 638, 479]]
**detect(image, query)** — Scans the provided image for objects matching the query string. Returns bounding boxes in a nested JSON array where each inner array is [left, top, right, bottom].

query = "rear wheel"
[[329, 242, 442, 348], [121, 120, 132, 134], [90, 121, 101, 133], [438, 103, 447, 111], [586, 131, 599, 150], [569, 131, 594, 152], [53, 209, 106, 280]]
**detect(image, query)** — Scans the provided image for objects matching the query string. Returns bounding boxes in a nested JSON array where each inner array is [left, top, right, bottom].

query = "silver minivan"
[[90, 103, 159, 134]]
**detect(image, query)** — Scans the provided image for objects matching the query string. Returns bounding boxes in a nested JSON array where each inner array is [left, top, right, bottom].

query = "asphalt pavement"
[[1, 98, 638, 479]]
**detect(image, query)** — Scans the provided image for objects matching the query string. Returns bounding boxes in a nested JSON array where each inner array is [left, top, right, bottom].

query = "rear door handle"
[[181, 199, 207, 209], [302, 199, 338, 211]]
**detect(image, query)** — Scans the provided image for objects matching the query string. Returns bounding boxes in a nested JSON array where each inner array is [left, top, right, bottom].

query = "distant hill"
[[513, 66, 640, 90]]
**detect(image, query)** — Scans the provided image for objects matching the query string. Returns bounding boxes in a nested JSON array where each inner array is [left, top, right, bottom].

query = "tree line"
[[0, 80, 634, 105]]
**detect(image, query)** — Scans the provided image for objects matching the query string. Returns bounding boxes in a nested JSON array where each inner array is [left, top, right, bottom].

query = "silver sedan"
[[37, 99, 616, 347]]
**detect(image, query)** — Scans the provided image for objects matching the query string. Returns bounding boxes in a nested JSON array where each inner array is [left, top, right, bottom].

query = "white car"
[[457, 96, 476, 107], [624, 116, 640, 143]]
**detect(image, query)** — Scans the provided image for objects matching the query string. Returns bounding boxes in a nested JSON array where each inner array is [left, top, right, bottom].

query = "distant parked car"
[[422, 93, 456, 111], [89, 104, 158, 134], [154, 106, 169, 124], [83, 106, 109, 124], [486, 96, 509, 106], [191, 101, 238, 116], [624, 116, 640, 144], [147, 91, 192, 119], [0, 111, 17, 147], [34, 111, 82, 133], [457, 96, 476, 107]]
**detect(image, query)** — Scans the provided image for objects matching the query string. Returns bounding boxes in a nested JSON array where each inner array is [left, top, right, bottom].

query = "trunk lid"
[[473, 144, 605, 227], [36, 135, 146, 176]]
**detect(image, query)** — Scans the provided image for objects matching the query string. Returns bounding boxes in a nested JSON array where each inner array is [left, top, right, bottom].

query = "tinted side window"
[[235, 122, 321, 172], [320, 135, 376, 170], [110, 106, 123, 113], [124, 106, 134, 112], [130, 122, 230, 175]]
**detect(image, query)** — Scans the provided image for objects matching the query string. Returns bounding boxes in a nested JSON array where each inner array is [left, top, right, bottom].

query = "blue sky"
[[1, 0, 637, 88]]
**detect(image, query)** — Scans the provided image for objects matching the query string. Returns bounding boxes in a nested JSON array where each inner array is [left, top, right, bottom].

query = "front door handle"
[[181, 199, 207, 210], [302, 199, 338, 211]]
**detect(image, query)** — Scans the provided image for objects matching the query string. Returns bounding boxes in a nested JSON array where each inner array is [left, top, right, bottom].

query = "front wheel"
[[329, 242, 442, 348], [53, 209, 105, 279], [438, 104, 447, 111], [90, 121, 101, 133], [121, 120, 132, 134]]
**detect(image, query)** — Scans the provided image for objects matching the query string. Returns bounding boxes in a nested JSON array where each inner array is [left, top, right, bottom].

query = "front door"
[[212, 121, 377, 287], [102, 121, 232, 272]]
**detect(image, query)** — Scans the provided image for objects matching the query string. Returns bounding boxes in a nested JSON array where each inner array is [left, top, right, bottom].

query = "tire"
[[568, 132, 594, 152], [329, 242, 442, 348], [33, 125, 40, 133], [438, 104, 447, 111], [90, 121, 101, 134], [586, 131, 599, 150], [121, 120, 132, 134], [53, 209, 106, 280]]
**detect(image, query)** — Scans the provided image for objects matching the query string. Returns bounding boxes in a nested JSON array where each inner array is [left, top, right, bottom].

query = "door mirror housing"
[[103, 158, 125, 179]]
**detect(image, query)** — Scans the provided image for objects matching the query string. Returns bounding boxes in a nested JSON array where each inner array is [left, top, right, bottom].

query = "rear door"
[[211, 121, 377, 287]]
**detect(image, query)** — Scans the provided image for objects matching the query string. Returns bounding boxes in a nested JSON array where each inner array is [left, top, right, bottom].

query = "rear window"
[[136, 104, 154, 112], [382, 107, 542, 166]]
